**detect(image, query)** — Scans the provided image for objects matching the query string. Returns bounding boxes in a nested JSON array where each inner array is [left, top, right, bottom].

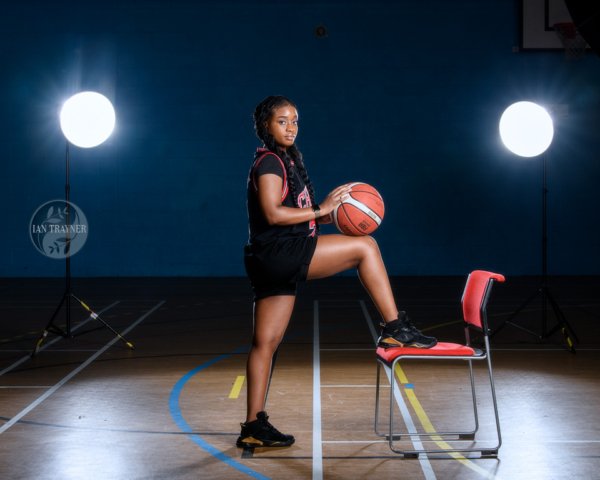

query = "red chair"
[[374, 270, 505, 458]]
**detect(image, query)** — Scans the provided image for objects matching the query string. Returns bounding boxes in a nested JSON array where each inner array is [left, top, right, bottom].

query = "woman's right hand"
[[320, 183, 353, 215]]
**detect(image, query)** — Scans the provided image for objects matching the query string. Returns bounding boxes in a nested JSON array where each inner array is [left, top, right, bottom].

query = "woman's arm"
[[257, 174, 350, 226]]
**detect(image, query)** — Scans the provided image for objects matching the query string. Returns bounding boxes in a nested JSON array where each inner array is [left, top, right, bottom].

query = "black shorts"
[[244, 236, 318, 300]]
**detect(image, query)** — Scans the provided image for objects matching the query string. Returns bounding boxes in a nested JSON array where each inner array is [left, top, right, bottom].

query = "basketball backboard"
[[520, 0, 576, 50]]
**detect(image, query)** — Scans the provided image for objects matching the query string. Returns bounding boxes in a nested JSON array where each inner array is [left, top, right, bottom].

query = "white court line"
[[0, 386, 52, 389], [360, 300, 437, 480], [0, 349, 100, 353], [313, 300, 323, 480], [544, 440, 600, 444], [0, 300, 120, 378], [321, 384, 379, 388], [0, 300, 165, 435], [322, 440, 388, 444]]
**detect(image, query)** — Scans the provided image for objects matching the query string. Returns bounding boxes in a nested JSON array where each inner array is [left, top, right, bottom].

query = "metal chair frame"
[[374, 270, 504, 458]]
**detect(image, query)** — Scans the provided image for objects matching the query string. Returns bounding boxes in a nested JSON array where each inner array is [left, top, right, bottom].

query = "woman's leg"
[[307, 234, 436, 348], [307, 234, 398, 321], [246, 294, 296, 422]]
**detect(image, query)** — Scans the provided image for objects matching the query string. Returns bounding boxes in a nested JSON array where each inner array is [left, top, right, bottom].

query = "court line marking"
[[321, 384, 378, 388], [313, 300, 323, 480], [0, 386, 52, 389], [0, 300, 164, 435], [0, 300, 121, 377], [545, 440, 600, 443], [168, 346, 271, 480], [322, 440, 388, 444], [360, 301, 437, 480], [0, 349, 103, 353], [229, 375, 245, 399]]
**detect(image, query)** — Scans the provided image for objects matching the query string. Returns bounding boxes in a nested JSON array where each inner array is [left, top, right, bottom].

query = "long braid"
[[295, 156, 318, 213], [253, 95, 318, 212], [280, 151, 300, 207]]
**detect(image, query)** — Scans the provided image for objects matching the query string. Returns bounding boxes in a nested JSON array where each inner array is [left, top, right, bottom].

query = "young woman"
[[238, 95, 436, 448]]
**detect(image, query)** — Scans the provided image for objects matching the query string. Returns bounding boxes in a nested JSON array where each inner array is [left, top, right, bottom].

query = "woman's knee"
[[252, 333, 282, 353], [357, 235, 380, 257]]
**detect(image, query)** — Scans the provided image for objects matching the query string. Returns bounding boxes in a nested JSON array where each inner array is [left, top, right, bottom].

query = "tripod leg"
[[71, 295, 134, 350], [561, 327, 575, 353], [491, 287, 541, 338], [545, 289, 578, 353], [32, 293, 69, 357], [32, 331, 49, 357]]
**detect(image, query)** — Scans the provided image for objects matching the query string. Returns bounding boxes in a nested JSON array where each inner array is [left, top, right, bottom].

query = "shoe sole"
[[236, 437, 295, 448], [378, 339, 437, 349]]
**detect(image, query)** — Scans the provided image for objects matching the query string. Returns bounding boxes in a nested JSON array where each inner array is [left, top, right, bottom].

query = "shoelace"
[[262, 421, 285, 437], [405, 323, 421, 334], [381, 320, 422, 336], [258, 415, 284, 435]]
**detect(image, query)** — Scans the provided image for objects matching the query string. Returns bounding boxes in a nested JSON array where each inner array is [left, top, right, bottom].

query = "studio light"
[[493, 101, 577, 351], [33, 91, 132, 356], [499, 101, 554, 157], [59, 91, 116, 148]]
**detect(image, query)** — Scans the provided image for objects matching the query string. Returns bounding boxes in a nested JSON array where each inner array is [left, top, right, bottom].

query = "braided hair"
[[253, 95, 318, 213]]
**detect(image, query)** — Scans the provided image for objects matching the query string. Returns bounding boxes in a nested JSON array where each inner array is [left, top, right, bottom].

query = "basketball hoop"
[[554, 22, 588, 59]]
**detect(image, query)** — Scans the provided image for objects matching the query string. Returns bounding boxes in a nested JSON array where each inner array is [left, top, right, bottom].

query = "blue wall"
[[1, 0, 599, 276]]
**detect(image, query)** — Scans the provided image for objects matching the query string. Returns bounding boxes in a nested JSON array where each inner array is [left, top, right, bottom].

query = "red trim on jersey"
[[252, 148, 289, 202]]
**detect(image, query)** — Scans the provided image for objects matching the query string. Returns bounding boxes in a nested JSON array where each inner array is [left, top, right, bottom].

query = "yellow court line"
[[393, 363, 409, 384], [228, 375, 245, 399], [394, 363, 499, 480]]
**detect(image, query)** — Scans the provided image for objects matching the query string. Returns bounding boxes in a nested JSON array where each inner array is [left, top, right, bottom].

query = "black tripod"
[[492, 154, 578, 352], [32, 142, 134, 356]]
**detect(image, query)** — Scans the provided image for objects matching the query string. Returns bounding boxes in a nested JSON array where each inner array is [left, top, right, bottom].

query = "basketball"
[[333, 183, 385, 236]]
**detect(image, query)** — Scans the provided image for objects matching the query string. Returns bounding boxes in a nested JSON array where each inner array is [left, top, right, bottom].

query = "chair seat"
[[376, 342, 483, 363]]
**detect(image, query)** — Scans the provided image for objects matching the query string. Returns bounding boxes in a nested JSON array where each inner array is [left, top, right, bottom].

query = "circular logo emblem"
[[29, 200, 88, 259]]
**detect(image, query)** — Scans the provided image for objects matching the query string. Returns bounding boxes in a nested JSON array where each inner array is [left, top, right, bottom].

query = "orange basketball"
[[333, 183, 385, 236]]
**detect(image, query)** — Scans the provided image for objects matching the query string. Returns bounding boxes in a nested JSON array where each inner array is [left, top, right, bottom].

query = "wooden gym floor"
[[1, 275, 599, 479]]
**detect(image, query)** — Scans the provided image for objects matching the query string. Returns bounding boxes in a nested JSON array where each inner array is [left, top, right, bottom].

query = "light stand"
[[493, 153, 578, 350], [492, 101, 578, 351], [32, 92, 133, 356]]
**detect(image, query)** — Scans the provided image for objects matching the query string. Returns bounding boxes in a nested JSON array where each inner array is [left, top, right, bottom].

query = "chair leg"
[[374, 360, 384, 437], [389, 359, 396, 450], [485, 338, 503, 452], [381, 356, 501, 457], [463, 359, 478, 440]]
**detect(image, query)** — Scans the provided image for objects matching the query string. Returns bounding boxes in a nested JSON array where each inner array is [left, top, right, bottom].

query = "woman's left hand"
[[320, 184, 353, 216]]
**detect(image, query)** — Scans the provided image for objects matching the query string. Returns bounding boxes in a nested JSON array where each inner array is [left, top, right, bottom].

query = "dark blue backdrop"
[[2, 0, 599, 277]]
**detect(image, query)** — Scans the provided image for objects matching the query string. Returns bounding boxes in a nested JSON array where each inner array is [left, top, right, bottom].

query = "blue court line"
[[168, 347, 271, 480]]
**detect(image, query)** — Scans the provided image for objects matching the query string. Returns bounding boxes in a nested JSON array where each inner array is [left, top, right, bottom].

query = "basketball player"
[[238, 95, 437, 448]]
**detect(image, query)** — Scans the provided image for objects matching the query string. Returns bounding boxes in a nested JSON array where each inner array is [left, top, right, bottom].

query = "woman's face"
[[266, 104, 298, 150]]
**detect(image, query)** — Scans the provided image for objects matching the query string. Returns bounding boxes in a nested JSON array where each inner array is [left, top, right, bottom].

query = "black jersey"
[[247, 148, 317, 245]]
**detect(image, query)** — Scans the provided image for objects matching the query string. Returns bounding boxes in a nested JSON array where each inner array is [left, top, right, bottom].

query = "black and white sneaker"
[[377, 312, 437, 349], [236, 411, 295, 448]]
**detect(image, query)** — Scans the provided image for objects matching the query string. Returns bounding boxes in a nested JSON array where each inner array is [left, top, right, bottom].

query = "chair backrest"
[[461, 270, 505, 332]]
